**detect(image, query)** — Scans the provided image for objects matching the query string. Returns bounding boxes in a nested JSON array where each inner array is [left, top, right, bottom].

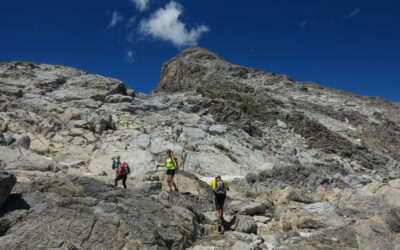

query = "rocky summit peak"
[[174, 46, 222, 61], [154, 46, 276, 93]]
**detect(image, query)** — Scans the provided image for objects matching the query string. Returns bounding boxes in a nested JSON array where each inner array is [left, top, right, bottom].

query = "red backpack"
[[119, 162, 130, 175]]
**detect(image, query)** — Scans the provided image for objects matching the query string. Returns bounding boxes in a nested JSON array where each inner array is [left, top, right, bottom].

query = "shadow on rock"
[[0, 194, 30, 217], [222, 215, 237, 232]]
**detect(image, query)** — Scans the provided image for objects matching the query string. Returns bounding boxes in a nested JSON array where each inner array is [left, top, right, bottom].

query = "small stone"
[[277, 119, 287, 129], [254, 215, 270, 223], [70, 128, 85, 136]]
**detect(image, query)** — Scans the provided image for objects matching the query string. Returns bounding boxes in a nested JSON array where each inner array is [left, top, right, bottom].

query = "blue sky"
[[1, 1, 399, 101]]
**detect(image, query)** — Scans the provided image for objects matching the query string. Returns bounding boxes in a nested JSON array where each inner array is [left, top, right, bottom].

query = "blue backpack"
[[112, 159, 118, 170]]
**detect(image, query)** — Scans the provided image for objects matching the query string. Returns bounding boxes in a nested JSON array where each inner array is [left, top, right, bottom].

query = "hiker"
[[111, 156, 120, 176], [157, 149, 179, 192], [204, 175, 229, 233], [112, 157, 131, 189]]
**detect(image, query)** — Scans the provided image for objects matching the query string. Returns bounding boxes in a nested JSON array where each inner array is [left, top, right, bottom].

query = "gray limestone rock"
[[135, 181, 162, 192], [236, 215, 257, 234], [0, 47, 399, 249], [296, 217, 325, 229], [287, 190, 314, 204], [0, 175, 202, 249], [239, 202, 266, 216]]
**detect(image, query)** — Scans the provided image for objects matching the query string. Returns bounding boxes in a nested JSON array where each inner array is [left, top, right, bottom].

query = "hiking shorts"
[[166, 169, 176, 176], [215, 195, 226, 210]]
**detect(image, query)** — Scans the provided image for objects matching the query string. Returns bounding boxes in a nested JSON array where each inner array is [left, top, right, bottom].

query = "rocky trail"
[[0, 47, 399, 249]]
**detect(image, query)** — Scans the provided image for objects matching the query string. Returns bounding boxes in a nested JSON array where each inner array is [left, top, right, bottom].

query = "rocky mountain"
[[0, 47, 399, 249]]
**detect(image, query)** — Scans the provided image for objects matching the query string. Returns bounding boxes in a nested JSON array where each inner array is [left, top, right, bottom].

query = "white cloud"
[[130, 0, 150, 12], [105, 11, 123, 30], [139, 1, 209, 48], [343, 8, 360, 20]]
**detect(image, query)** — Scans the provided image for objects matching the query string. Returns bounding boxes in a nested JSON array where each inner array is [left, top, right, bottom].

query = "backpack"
[[214, 179, 226, 197], [174, 157, 179, 168], [119, 162, 130, 175], [112, 160, 118, 170]]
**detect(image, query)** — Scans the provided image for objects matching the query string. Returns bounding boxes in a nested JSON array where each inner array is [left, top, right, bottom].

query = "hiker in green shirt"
[[157, 149, 179, 191]]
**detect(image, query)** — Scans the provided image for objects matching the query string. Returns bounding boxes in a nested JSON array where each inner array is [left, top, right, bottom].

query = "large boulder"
[[0, 175, 203, 249], [239, 202, 266, 216], [0, 171, 16, 209], [2, 133, 30, 149], [235, 215, 258, 234]]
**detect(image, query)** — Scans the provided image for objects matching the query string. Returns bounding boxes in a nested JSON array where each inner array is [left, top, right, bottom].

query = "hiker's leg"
[[122, 175, 127, 189], [171, 175, 177, 190], [215, 197, 222, 221], [115, 175, 121, 186], [166, 174, 173, 190], [221, 196, 225, 222], [216, 209, 222, 221]]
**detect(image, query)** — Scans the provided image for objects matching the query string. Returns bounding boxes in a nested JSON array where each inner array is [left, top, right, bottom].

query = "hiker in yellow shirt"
[[204, 175, 229, 233], [157, 149, 179, 191]]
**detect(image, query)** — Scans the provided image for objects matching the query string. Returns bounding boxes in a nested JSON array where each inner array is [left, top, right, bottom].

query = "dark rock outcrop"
[[0, 175, 203, 249], [0, 171, 16, 209]]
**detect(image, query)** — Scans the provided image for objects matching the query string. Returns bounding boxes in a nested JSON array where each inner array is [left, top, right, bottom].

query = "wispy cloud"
[[105, 11, 123, 30], [130, 0, 150, 12], [127, 16, 136, 28], [300, 20, 307, 28], [343, 8, 360, 20], [125, 50, 135, 63], [139, 1, 209, 48]]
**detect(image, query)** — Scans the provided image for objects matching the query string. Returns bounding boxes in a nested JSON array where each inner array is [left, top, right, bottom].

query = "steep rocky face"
[[154, 46, 400, 178], [0, 47, 399, 249]]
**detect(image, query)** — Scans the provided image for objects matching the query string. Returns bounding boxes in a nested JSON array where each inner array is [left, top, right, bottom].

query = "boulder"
[[3, 133, 30, 149], [30, 135, 50, 154], [240, 202, 266, 216], [105, 94, 133, 103], [303, 202, 335, 214], [287, 190, 314, 204], [236, 215, 257, 234], [296, 217, 324, 229], [208, 125, 227, 135], [135, 181, 162, 192], [0, 171, 16, 209], [277, 119, 287, 129], [0, 146, 53, 172], [0, 175, 203, 249], [245, 172, 263, 184]]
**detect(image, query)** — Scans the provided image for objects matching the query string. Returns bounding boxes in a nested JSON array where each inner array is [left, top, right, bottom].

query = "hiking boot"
[[175, 188, 179, 192], [217, 222, 221, 232]]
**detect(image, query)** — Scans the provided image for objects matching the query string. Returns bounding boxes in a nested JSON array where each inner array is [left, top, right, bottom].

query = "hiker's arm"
[[203, 182, 210, 187], [171, 154, 179, 169], [224, 181, 230, 191], [157, 162, 166, 168]]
